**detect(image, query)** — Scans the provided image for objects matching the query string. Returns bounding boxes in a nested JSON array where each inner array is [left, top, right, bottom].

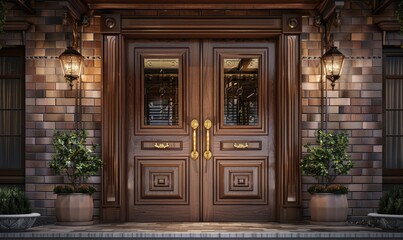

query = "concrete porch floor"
[[1, 222, 403, 240]]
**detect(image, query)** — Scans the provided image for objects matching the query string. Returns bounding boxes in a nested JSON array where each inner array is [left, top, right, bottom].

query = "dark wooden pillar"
[[277, 15, 302, 222], [101, 15, 125, 222]]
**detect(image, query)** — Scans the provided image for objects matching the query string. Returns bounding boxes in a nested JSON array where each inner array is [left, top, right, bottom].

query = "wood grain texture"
[[276, 35, 302, 222]]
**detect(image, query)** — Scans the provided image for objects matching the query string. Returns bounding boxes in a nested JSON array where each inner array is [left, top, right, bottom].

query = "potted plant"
[[49, 129, 102, 226], [368, 187, 403, 231], [0, 187, 40, 231], [300, 130, 353, 225]]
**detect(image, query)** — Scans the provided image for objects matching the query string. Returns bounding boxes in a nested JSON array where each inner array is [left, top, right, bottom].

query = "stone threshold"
[[1, 222, 403, 239]]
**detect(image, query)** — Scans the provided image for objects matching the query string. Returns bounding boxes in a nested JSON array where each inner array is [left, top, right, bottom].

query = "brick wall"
[[301, 0, 390, 218], [5, 1, 102, 218]]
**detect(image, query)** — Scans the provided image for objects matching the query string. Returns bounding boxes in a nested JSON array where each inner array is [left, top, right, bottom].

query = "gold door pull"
[[204, 119, 212, 160], [233, 143, 249, 149], [154, 143, 170, 149], [190, 119, 199, 160]]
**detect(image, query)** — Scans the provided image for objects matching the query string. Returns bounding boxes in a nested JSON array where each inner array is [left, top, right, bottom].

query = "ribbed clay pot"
[[310, 193, 348, 225], [55, 193, 93, 226]]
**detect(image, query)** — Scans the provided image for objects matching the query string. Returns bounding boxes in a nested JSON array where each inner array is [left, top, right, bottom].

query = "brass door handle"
[[203, 119, 212, 160], [190, 119, 199, 160]]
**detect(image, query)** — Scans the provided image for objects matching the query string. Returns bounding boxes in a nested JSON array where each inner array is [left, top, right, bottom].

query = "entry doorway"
[[126, 40, 276, 221]]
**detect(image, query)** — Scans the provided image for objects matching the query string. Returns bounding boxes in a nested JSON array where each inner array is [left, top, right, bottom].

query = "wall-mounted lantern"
[[59, 46, 83, 89], [322, 45, 345, 90]]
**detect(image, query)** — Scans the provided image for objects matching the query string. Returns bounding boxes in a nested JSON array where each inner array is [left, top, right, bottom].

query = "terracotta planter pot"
[[55, 193, 94, 226], [310, 193, 348, 225]]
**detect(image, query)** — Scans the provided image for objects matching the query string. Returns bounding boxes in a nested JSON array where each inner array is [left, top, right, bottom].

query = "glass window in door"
[[223, 58, 259, 126], [143, 58, 180, 126]]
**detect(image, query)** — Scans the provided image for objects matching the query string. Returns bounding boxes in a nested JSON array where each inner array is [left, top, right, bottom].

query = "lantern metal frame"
[[322, 45, 345, 90], [59, 46, 83, 89]]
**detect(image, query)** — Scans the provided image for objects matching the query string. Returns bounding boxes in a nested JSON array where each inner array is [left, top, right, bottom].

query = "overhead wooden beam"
[[84, 0, 324, 10], [372, 0, 394, 15], [316, 0, 344, 21], [16, 0, 35, 15], [3, 21, 31, 31], [59, 0, 89, 21]]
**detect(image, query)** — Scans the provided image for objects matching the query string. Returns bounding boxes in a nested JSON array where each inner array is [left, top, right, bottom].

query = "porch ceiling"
[[82, 0, 324, 10]]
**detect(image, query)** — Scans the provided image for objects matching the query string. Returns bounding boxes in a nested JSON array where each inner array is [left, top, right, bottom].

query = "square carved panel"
[[135, 158, 188, 204], [215, 158, 267, 204]]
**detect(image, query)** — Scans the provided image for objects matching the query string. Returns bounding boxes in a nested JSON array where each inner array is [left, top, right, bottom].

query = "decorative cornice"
[[377, 21, 400, 31], [59, 0, 89, 20], [16, 0, 35, 15], [372, 0, 394, 15], [316, 0, 344, 21], [3, 21, 31, 31], [84, 0, 323, 10]]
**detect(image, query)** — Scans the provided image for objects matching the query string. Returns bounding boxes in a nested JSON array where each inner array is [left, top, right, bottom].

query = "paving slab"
[[0, 222, 402, 240]]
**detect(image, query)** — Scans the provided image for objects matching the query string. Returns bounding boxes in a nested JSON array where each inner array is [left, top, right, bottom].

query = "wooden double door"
[[127, 40, 276, 221]]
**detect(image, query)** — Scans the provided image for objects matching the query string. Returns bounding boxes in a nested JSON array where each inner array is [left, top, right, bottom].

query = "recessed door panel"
[[127, 40, 275, 222], [215, 158, 267, 203], [127, 41, 200, 221], [202, 40, 276, 221]]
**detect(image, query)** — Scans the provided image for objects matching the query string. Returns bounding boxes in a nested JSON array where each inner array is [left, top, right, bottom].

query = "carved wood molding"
[[377, 21, 399, 31], [86, 0, 322, 10], [102, 35, 123, 221], [316, 0, 344, 21], [120, 18, 282, 38], [277, 35, 301, 222], [59, 0, 89, 20], [3, 21, 31, 31]]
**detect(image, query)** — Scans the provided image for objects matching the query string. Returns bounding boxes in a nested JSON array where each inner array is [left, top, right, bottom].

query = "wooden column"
[[277, 15, 302, 222], [101, 14, 124, 222]]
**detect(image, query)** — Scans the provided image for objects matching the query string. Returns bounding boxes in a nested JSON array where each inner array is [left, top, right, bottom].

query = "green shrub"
[[379, 187, 403, 215], [301, 130, 353, 185], [50, 130, 102, 193], [0, 187, 32, 214], [307, 184, 348, 195], [53, 185, 96, 195]]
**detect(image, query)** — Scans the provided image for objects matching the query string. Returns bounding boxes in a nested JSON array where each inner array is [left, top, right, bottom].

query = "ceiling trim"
[[86, 3, 320, 10], [59, 0, 89, 20]]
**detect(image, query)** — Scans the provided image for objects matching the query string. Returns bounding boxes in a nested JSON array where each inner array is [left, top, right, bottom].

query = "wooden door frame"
[[101, 14, 301, 222]]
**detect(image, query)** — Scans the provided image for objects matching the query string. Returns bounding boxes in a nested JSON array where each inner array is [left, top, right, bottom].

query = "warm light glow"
[[322, 46, 345, 90], [59, 46, 83, 89]]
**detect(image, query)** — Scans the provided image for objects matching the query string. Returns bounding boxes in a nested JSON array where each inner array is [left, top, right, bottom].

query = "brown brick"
[[43, 114, 74, 122], [26, 114, 44, 121], [362, 122, 382, 129], [45, 106, 66, 113], [352, 145, 372, 152], [36, 98, 56, 106], [36, 82, 56, 90], [362, 168, 382, 176], [25, 192, 46, 200], [26, 176, 45, 183], [350, 98, 371, 105], [328, 114, 351, 122], [35, 122, 56, 129], [329, 98, 350, 106], [55, 98, 75, 105], [352, 176, 373, 184], [44, 176, 64, 184], [340, 122, 362, 129], [35, 168, 53, 176]]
